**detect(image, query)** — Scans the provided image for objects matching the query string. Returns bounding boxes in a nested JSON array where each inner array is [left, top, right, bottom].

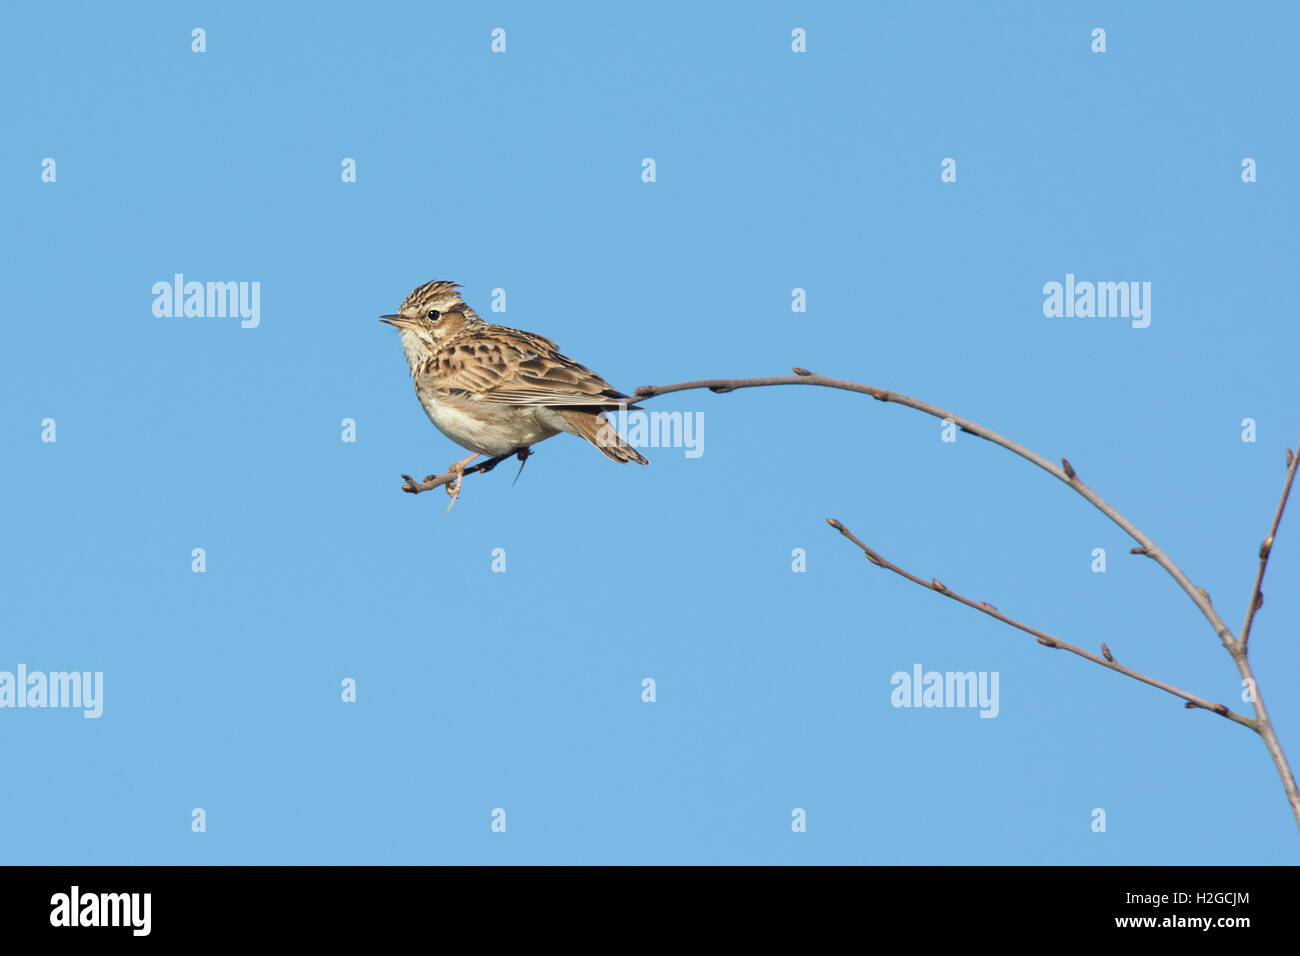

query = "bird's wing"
[[428, 329, 634, 407]]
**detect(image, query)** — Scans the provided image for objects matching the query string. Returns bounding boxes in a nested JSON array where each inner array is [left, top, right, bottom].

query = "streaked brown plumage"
[[382, 281, 648, 504]]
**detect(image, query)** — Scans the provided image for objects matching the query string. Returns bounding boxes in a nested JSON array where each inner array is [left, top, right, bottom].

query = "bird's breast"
[[419, 391, 559, 457]]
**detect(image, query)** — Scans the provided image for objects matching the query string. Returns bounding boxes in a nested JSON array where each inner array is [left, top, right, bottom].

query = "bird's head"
[[381, 280, 481, 357]]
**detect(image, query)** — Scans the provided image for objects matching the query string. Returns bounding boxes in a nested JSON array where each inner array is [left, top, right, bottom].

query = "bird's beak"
[[380, 314, 416, 329]]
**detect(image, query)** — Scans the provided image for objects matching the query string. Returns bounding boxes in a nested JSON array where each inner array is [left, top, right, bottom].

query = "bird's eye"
[[427, 309, 441, 321]]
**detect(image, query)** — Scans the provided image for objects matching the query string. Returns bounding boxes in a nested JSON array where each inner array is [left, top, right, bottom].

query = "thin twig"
[[825, 518, 1254, 728], [1240, 445, 1300, 651], [400, 451, 514, 495]]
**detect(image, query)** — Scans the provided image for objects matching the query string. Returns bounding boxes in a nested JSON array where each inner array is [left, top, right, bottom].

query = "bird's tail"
[[554, 409, 650, 465]]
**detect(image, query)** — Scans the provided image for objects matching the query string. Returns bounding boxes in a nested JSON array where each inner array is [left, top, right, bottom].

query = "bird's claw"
[[443, 461, 470, 513]]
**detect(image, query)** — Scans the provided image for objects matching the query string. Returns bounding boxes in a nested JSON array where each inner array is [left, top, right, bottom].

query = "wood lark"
[[382, 280, 649, 508]]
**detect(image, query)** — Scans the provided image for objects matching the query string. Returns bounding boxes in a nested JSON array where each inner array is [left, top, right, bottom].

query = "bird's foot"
[[443, 454, 482, 513]]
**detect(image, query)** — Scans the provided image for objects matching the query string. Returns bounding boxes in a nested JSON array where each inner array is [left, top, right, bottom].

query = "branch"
[[629, 370, 1299, 829], [1240, 445, 1300, 651], [825, 518, 1254, 728], [399, 450, 526, 495], [392, 368, 1300, 829], [1229, 443, 1300, 831], [632, 372, 1236, 650]]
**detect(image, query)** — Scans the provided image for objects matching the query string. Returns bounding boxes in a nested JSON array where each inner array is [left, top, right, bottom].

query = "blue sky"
[[2, 2, 1297, 863]]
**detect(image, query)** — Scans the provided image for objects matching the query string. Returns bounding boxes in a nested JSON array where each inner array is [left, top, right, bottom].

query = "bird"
[[382, 280, 649, 508]]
